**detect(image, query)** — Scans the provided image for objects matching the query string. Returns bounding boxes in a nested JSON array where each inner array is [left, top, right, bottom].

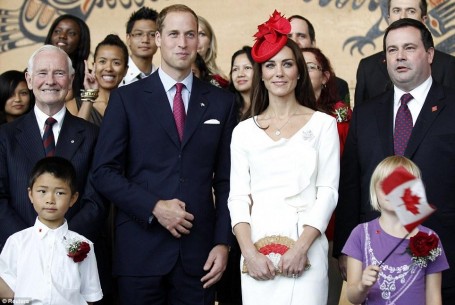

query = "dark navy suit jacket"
[[91, 72, 236, 277], [0, 110, 104, 248], [334, 82, 455, 290]]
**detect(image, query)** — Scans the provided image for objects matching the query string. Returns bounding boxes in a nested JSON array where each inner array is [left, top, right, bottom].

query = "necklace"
[[271, 109, 298, 136]]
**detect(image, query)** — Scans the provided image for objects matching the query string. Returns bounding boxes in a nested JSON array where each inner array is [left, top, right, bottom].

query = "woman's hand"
[[244, 252, 277, 280], [83, 60, 98, 90], [278, 246, 310, 278]]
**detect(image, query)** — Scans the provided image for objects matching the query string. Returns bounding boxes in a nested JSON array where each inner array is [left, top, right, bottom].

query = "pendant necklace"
[[273, 109, 298, 136]]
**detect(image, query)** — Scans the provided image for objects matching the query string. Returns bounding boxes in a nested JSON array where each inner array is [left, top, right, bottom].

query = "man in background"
[[354, 0, 455, 105], [288, 14, 350, 103], [120, 7, 159, 86]]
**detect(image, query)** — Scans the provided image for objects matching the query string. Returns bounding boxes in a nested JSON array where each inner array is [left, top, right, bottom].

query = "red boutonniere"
[[407, 231, 441, 268], [254, 10, 291, 44], [66, 239, 91, 263], [333, 101, 352, 123]]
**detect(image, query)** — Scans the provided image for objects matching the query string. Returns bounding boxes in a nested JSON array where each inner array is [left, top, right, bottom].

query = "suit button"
[[179, 178, 185, 183]]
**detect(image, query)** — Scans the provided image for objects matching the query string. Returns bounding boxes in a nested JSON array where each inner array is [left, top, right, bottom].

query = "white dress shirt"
[[119, 56, 157, 87], [34, 105, 66, 143], [0, 218, 103, 305], [158, 68, 193, 113], [393, 76, 432, 128]]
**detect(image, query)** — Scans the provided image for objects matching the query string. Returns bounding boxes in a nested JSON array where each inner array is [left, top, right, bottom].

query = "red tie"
[[173, 83, 186, 141], [43, 117, 57, 156], [394, 93, 413, 156]]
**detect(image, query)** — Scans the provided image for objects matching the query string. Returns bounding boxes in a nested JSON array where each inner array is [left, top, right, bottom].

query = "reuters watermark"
[[1, 298, 31, 304]]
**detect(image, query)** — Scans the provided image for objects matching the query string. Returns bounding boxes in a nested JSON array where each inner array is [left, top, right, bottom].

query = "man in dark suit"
[[288, 14, 350, 103], [0, 45, 104, 245], [91, 4, 236, 305], [355, 0, 455, 105], [334, 18, 455, 303]]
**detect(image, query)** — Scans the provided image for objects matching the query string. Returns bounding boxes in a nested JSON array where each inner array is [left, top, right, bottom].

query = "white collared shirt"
[[0, 218, 103, 305], [393, 76, 433, 128], [34, 105, 66, 143], [119, 56, 157, 87], [158, 68, 193, 113]]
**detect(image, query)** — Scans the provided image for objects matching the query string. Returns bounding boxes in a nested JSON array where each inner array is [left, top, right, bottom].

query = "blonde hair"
[[197, 15, 226, 78], [369, 156, 421, 211]]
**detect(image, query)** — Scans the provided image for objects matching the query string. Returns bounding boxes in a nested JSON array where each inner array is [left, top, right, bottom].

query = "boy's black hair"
[[29, 157, 78, 194], [126, 7, 159, 34]]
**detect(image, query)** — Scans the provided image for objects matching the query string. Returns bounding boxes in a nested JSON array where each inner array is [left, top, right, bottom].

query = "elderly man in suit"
[[0, 45, 103, 248], [334, 18, 455, 304], [91, 4, 236, 305], [354, 0, 455, 105]]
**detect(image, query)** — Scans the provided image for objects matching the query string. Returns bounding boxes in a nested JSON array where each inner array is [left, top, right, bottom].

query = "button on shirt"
[[0, 218, 103, 305], [34, 105, 66, 143], [393, 77, 432, 128]]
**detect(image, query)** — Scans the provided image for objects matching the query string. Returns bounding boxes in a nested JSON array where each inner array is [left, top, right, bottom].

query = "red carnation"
[[67, 241, 91, 263], [409, 231, 439, 257]]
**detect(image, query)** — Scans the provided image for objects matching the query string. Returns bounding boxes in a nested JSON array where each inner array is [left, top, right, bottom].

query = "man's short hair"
[[126, 7, 159, 34], [27, 45, 74, 75], [387, 0, 428, 18], [29, 157, 78, 194], [288, 15, 316, 44], [383, 18, 434, 52], [156, 4, 198, 33]]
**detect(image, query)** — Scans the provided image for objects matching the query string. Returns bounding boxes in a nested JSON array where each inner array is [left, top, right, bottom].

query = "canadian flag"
[[381, 166, 436, 232]]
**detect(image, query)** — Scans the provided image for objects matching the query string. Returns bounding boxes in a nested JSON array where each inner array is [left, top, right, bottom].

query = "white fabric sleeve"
[[305, 117, 340, 233]]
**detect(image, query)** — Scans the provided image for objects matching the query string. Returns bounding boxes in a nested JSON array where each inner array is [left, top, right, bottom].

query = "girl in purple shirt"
[[342, 156, 449, 305]]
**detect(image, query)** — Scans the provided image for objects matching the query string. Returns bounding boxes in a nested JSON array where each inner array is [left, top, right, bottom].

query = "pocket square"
[[204, 119, 220, 124]]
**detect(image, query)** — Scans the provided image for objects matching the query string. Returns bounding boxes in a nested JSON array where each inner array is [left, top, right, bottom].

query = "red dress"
[[326, 101, 352, 241]]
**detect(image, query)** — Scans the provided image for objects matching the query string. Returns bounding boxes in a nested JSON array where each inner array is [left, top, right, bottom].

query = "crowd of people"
[[1, 0, 455, 304]]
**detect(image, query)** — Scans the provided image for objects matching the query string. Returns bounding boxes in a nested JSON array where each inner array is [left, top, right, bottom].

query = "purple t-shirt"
[[342, 218, 449, 305]]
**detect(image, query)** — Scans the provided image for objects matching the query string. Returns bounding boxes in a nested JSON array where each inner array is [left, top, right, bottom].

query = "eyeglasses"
[[306, 62, 322, 72], [129, 32, 156, 39]]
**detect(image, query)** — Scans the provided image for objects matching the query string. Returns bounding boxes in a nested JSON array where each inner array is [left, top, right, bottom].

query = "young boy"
[[0, 157, 103, 304]]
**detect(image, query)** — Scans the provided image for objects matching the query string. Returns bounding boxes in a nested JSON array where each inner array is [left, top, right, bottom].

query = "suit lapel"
[[405, 83, 445, 158], [56, 112, 84, 160], [182, 78, 209, 147], [144, 73, 181, 148], [376, 91, 395, 156], [15, 111, 46, 165]]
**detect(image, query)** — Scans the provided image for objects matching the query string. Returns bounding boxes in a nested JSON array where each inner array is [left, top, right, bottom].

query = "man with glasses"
[[120, 7, 159, 86]]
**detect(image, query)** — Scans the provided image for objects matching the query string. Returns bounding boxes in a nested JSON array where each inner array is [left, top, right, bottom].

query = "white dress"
[[228, 111, 340, 305]]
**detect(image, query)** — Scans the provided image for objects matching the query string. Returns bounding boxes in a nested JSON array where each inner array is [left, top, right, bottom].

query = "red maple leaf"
[[401, 188, 421, 215]]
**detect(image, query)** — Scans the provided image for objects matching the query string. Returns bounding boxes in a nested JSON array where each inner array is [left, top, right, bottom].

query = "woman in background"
[[44, 14, 91, 100], [302, 47, 352, 305], [72, 34, 128, 125], [197, 15, 229, 88], [0, 70, 33, 124], [229, 46, 254, 121], [216, 46, 254, 305]]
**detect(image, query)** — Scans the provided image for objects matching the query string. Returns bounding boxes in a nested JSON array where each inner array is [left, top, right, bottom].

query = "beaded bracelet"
[[80, 89, 99, 103]]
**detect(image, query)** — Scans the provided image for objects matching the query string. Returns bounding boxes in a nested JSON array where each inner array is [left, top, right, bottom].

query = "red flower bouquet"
[[407, 231, 441, 268], [67, 239, 91, 263]]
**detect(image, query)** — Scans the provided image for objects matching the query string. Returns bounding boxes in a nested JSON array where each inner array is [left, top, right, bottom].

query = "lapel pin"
[[200, 102, 205, 107], [71, 140, 75, 143], [432, 106, 438, 112]]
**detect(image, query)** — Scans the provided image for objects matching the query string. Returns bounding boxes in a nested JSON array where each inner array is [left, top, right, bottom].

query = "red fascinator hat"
[[252, 10, 291, 63]]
